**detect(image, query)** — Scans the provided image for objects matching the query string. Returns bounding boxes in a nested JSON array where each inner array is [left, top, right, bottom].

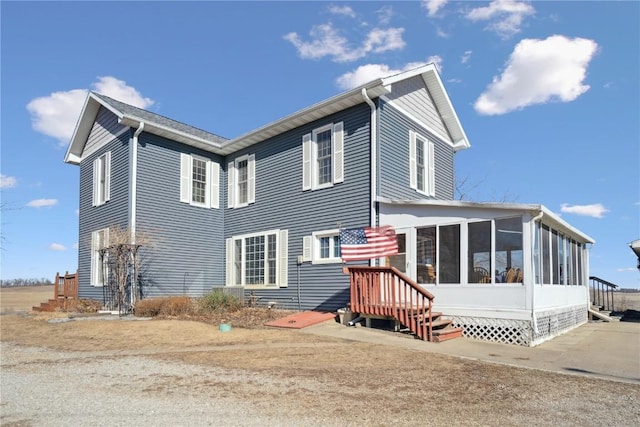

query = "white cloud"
[[427, 55, 443, 73], [0, 174, 17, 189], [474, 35, 598, 115], [376, 6, 394, 25], [616, 267, 637, 272], [26, 198, 58, 208], [422, 0, 448, 17], [336, 61, 429, 90], [328, 5, 356, 18], [466, 0, 535, 38], [27, 76, 154, 146], [49, 243, 67, 251], [284, 24, 405, 63], [73, 242, 79, 250], [560, 203, 609, 219], [461, 50, 472, 64]]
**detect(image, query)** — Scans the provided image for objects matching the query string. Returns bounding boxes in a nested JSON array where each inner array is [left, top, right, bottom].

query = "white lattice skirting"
[[450, 305, 587, 347]]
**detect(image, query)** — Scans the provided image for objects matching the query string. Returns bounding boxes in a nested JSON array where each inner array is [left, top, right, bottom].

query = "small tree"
[[100, 225, 151, 314]]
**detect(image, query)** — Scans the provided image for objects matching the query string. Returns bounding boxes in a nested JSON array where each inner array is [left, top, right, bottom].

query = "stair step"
[[431, 327, 464, 342], [420, 318, 452, 329], [411, 312, 443, 321]]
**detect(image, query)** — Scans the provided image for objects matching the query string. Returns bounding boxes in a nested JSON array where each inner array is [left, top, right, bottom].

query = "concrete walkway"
[[303, 320, 640, 384]]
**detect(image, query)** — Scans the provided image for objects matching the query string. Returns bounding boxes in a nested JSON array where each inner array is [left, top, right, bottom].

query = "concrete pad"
[[303, 320, 640, 384]]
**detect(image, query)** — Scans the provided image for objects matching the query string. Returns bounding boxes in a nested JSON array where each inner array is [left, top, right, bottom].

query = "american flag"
[[339, 225, 399, 262]]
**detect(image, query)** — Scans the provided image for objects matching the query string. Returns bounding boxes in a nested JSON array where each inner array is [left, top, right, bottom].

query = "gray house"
[[65, 64, 594, 346]]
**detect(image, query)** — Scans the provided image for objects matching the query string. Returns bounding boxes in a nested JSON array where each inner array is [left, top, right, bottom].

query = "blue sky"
[[1, 1, 638, 288]]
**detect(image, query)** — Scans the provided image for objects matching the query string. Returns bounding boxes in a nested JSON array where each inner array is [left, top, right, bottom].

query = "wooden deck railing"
[[589, 276, 618, 312], [54, 271, 78, 300], [348, 266, 435, 341]]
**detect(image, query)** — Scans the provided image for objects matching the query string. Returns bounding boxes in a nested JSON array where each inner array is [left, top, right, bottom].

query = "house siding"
[[225, 103, 372, 311], [78, 131, 131, 300], [378, 100, 455, 201], [136, 133, 224, 297], [83, 106, 128, 158], [383, 75, 452, 142]]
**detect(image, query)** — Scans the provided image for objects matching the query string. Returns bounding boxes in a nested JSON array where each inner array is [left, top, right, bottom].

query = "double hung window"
[[409, 131, 435, 196], [91, 228, 109, 286], [302, 122, 344, 191], [180, 153, 219, 208], [228, 154, 255, 208], [92, 152, 111, 206]]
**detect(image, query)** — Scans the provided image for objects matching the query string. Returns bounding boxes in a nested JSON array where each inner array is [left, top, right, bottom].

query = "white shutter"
[[210, 161, 220, 209], [333, 122, 344, 184], [302, 236, 313, 262], [248, 154, 255, 204], [278, 230, 288, 287], [302, 133, 312, 191], [428, 141, 435, 196], [226, 238, 233, 285], [104, 152, 111, 202], [92, 158, 99, 206], [409, 131, 417, 189], [227, 161, 235, 208], [180, 153, 191, 203]]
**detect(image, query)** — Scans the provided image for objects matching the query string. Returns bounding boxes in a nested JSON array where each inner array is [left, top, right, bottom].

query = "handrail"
[[589, 276, 618, 312], [348, 266, 434, 341], [54, 271, 78, 300]]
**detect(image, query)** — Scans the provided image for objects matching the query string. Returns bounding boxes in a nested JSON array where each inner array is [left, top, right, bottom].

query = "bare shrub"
[[159, 296, 194, 317], [134, 298, 165, 317]]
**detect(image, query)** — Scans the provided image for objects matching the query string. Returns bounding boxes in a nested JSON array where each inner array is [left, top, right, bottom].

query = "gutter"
[[361, 88, 377, 232], [530, 209, 544, 335], [131, 122, 145, 244]]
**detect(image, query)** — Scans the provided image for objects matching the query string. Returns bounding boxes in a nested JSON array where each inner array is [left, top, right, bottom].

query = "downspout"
[[361, 88, 377, 232], [530, 210, 544, 337], [130, 122, 144, 308], [131, 122, 144, 245]]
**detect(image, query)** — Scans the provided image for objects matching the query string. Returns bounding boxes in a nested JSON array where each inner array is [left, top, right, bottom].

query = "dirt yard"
[[1, 286, 639, 426]]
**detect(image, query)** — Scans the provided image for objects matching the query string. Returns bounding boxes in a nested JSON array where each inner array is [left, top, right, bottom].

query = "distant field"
[[0, 285, 53, 313], [613, 291, 640, 311]]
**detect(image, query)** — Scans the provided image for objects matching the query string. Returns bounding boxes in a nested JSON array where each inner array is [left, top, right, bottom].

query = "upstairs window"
[[302, 122, 344, 191], [409, 131, 435, 196], [228, 154, 255, 208], [92, 152, 111, 206], [180, 153, 219, 208]]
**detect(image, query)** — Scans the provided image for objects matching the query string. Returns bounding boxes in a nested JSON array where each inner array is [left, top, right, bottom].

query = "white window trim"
[[180, 153, 219, 209], [90, 227, 109, 287], [302, 122, 344, 191], [92, 151, 111, 207], [225, 229, 287, 288], [227, 154, 255, 209], [305, 229, 342, 264], [409, 130, 435, 197]]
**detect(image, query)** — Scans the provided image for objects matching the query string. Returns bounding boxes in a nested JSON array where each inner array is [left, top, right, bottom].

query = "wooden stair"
[[348, 266, 464, 343], [33, 298, 75, 312], [407, 309, 463, 342]]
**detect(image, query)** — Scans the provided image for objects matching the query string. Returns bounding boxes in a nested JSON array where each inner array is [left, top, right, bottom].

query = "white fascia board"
[[377, 197, 595, 244], [118, 116, 224, 153], [218, 81, 388, 155], [421, 69, 470, 152], [64, 93, 125, 165]]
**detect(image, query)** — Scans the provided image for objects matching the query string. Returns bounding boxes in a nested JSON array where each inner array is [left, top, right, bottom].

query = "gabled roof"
[[65, 63, 469, 163], [65, 93, 228, 164]]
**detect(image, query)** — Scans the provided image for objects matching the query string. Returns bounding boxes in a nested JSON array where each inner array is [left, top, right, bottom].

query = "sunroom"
[[378, 198, 594, 346]]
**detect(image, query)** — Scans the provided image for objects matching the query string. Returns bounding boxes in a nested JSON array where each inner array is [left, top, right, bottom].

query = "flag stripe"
[[340, 225, 399, 261]]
